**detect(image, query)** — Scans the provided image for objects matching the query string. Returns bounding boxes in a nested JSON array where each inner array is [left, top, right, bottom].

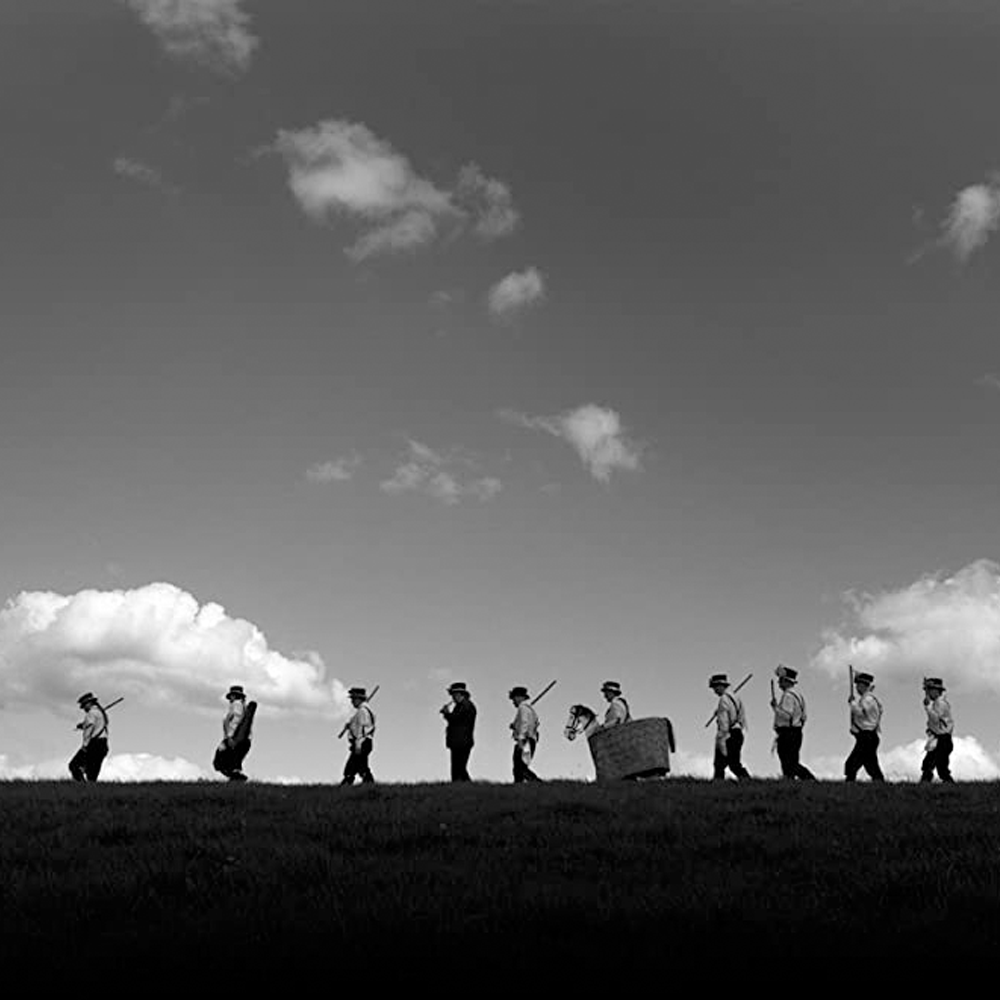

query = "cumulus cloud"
[[0, 583, 349, 717], [113, 157, 175, 193], [380, 440, 501, 505], [455, 163, 519, 239], [305, 455, 362, 483], [977, 373, 1000, 392], [487, 267, 546, 319], [812, 559, 1000, 692], [271, 120, 518, 261], [0, 752, 208, 781], [122, 0, 258, 75], [669, 750, 714, 778], [934, 175, 1000, 263], [805, 736, 1000, 782], [499, 404, 642, 483]]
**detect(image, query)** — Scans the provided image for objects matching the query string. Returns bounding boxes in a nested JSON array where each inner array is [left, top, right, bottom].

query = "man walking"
[[771, 666, 815, 780], [599, 681, 631, 728], [845, 671, 884, 782], [69, 692, 110, 782], [709, 673, 751, 781], [509, 686, 542, 783], [214, 684, 252, 782], [441, 681, 476, 781], [341, 686, 376, 785], [921, 677, 954, 783]]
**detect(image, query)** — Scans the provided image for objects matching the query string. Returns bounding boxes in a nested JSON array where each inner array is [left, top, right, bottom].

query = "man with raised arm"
[[921, 677, 954, 783], [771, 666, 815, 780], [441, 682, 477, 782], [844, 671, 884, 782]]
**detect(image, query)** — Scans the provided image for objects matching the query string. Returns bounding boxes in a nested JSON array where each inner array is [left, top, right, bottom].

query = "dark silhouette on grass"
[[921, 677, 954, 783], [341, 686, 375, 785], [213, 685, 254, 782], [845, 671, 884, 782], [68, 692, 109, 781], [771, 666, 816, 780], [441, 681, 476, 781]]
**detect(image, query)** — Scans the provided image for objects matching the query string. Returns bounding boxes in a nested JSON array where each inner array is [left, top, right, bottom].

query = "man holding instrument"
[[771, 666, 815, 780], [508, 686, 542, 783], [441, 682, 476, 781], [920, 677, 954, 783], [214, 685, 253, 782], [709, 673, 751, 781], [341, 686, 376, 785], [69, 692, 111, 782], [844, 669, 884, 782]]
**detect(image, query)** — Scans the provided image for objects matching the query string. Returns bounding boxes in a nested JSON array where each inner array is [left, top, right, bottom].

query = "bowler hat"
[[447, 682, 469, 694], [776, 665, 798, 682], [708, 674, 729, 688], [77, 692, 97, 708], [226, 685, 246, 700], [854, 672, 874, 686], [923, 677, 945, 691], [601, 681, 622, 695], [508, 686, 529, 699], [348, 687, 367, 699]]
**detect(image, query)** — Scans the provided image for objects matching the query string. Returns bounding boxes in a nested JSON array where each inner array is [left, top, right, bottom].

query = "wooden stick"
[[704, 673, 753, 727], [530, 680, 557, 706], [848, 663, 854, 703]]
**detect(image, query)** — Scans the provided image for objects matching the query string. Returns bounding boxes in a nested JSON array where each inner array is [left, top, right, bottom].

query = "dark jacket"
[[445, 699, 477, 748]]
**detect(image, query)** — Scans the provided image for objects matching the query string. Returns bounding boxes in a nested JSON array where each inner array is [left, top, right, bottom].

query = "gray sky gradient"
[[2, 0, 1000, 782]]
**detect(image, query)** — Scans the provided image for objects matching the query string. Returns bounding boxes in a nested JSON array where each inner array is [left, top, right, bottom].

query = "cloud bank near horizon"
[[0, 583, 349, 717], [0, 752, 209, 781], [812, 559, 1000, 692]]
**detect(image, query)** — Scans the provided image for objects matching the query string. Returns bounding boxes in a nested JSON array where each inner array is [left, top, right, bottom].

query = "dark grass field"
[[3, 779, 999, 973]]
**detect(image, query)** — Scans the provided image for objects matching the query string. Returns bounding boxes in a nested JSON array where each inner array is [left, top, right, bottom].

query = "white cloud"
[[455, 163, 519, 239], [113, 157, 174, 193], [122, 0, 258, 75], [305, 455, 362, 483], [938, 175, 1000, 263], [488, 267, 546, 319], [380, 440, 502, 505], [272, 120, 518, 261], [805, 736, 1000, 782], [0, 582, 349, 717], [978, 373, 1000, 391], [669, 750, 715, 778], [0, 752, 208, 781], [500, 404, 643, 483], [812, 559, 1000, 692]]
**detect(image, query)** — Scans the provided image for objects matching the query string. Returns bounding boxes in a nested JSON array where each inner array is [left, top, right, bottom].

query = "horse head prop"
[[564, 704, 600, 741]]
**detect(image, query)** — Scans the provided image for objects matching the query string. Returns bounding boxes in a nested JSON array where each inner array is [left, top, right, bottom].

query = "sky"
[[3, 0, 1000, 784]]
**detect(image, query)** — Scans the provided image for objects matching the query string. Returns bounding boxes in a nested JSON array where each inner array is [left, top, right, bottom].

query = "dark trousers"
[[512, 739, 541, 783], [844, 731, 884, 781], [213, 739, 251, 780], [68, 738, 108, 782], [713, 729, 750, 780], [775, 727, 816, 780], [921, 734, 954, 783], [450, 744, 473, 782], [342, 738, 375, 784]]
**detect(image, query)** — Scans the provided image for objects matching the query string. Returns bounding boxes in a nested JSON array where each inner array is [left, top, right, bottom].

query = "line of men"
[[69, 670, 956, 784], [710, 667, 954, 783]]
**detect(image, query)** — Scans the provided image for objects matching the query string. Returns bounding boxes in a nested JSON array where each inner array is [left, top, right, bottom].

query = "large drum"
[[588, 717, 675, 781]]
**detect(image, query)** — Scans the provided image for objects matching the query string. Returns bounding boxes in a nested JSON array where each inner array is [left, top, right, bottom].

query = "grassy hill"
[[2, 779, 998, 973]]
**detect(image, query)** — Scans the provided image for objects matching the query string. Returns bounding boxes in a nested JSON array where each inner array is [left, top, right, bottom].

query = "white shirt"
[[223, 699, 245, 739], [347, 704, 375, 744], [716, 692, 746, 739], [604, 697, 629, 727], [511, 702, 539, 743], [80, 705, 108, 746], [773, 689, 806, 729], [925, 694, 953, 737], [850, 692, 882, 733]]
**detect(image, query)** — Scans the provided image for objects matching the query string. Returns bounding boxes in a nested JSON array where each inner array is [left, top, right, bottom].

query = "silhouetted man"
[[509, 686, 541, 783], [69, 692, 109, 781], [342, 686, 376, 785], [845, 672, 884, 782], [214, 685, 252, 782], [441, 682, 476, 781], [771, 666, 815, 780], [921, 677, 954, 783], [709, 673, 751, 780]]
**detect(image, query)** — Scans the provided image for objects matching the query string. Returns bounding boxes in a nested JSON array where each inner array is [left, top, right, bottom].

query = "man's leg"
[[936, 734, 954, 783], [844, 736, 863, 781], [727, 730, 751, 779], [522, 739, 541, 781], [713, 743, 727, 780], [512, 744, 524, 783], [358, 739, 374, 783], [775, 730, 794, 778], [85, 739, 108, 782], [69, 748, 88, 782], [862, 733, 885, 782], [920, 743, 936, 783], [787, 728, 815, 780]]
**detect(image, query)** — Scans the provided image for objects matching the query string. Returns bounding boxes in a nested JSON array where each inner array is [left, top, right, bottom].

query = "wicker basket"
[[588, 717, 674, 781]]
